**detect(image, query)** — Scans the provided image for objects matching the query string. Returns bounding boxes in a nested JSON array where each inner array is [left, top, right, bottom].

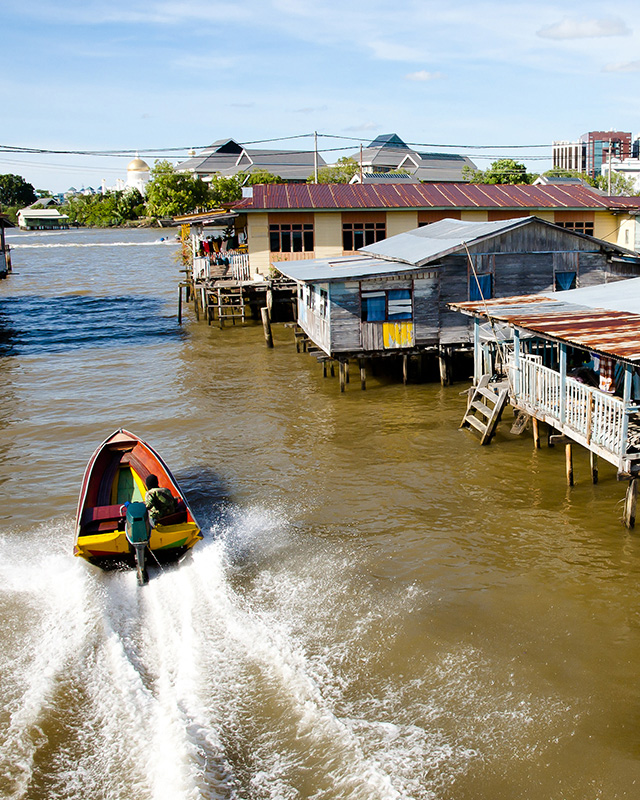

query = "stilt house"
[[275, 217, 640, 363], [450, 278, 640, 476]]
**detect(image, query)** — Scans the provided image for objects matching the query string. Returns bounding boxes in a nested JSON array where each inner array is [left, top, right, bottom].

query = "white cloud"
[[537, 16, 631, 40], [603, 59, 640, 72], [405, 70, 444, 81]]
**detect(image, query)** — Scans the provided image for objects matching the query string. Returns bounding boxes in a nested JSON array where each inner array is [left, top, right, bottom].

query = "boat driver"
[[144, 474, 176, 525]]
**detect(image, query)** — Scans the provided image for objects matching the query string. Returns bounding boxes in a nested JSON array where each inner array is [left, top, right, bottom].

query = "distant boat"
[[74, 429, 202, 584]]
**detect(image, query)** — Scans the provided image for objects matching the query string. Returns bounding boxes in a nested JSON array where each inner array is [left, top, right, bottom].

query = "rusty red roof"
[[451, 284, 640, 363], [233, 183, 640, 212]]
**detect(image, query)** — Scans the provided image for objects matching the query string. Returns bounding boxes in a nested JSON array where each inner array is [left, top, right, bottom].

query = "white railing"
[[192, 252, 251, 282], [229, 253, 250, 281], [509, 354, 626, 459]]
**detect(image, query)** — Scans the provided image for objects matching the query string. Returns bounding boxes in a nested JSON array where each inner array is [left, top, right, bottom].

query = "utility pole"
[[314, 131, 319, 184], [608, 138, 612, 195], [360, 143, 363, 183]]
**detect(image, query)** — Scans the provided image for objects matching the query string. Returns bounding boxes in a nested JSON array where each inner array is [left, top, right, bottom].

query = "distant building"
[[175, 137, 325, 183], [17, 206, 69, 230], [601, 157, 640, 194], [345, 133, 476, 182], [553, 130, 632, 178], [125, 156, 150, 195]]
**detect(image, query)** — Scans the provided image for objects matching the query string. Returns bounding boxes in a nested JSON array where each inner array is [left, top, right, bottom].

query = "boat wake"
[[0, 505, 564, 799]]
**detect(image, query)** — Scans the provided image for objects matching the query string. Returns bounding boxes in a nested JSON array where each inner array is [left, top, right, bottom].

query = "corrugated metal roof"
[[234, 183, 640, 212], [451, 277, 640, 363], [360, 217, 536, 265], [274, 255, 423, 282]]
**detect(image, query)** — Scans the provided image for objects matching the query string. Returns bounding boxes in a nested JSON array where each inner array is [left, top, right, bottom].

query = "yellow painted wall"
[[314, 212, 343, 258], [247, 214, 271, 277], [386, 211, 419, 238], [616, 216, 636, 250], [460, 210, 489, 222], [594, 211, 628, 244]]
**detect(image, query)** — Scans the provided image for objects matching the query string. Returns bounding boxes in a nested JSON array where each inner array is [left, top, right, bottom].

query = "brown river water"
[[1, 228, 640, 799]]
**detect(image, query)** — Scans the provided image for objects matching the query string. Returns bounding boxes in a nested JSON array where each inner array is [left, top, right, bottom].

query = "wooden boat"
[[74, 429, 202, 583]]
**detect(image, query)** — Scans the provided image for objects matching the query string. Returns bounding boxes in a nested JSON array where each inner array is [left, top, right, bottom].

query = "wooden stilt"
[[193, 286, 200, 322], [532, 417, 540, 449], [261, 307, 273, 348], [402, 354, 408, 385], [330, 361, 335, 377], [565, 443, 574, 486], [624, 478, 638, 528], [178, 285, 182, 325], [323, 361, 327, 378], [590, 451, 599, 484], [359, 358, 366, 390], [345, 360, 350, 384], [547, 423, 555, 447], [339, 361, 346, 393], [438, 346, 450, 386]]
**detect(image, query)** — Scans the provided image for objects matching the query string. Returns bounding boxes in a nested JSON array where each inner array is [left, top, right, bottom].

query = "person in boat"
[[144, 474, 176, 525]]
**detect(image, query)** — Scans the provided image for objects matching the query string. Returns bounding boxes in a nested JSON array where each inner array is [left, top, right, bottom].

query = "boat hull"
[[75, 429, 202, 572]]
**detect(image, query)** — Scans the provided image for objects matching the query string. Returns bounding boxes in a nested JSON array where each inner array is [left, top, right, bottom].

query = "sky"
[[3, 0, 640, 193]]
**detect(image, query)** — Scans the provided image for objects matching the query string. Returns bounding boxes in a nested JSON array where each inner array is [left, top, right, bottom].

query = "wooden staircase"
[[460, 375, 509, 445]]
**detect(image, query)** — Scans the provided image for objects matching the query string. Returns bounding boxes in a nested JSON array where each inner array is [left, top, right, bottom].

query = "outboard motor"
[[125, 501, 151, 585]]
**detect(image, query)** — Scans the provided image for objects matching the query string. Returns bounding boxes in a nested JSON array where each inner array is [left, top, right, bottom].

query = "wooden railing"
[[192, 252, 251, 282], [509, 354, 626, 460]]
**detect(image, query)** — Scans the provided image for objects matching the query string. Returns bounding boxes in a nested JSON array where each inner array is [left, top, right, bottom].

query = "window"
[[343, 221, 386, 251], [469, 273, 493, 301], [555, 271, 577, 291], [556, 221, 595, 237], [362, 289, 412, 322], [269, 223, 314, 253]]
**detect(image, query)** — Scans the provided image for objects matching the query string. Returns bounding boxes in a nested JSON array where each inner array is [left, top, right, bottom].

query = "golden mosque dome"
[[127, 157, 150, 172]]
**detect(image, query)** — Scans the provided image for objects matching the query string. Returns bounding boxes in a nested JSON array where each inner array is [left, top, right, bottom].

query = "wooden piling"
[[339, 361, 346, 392], [178, 285, 182, 325], [565, 443, 574, 486], [624, 478, 638, 528], [261, 307, 274, 348], [402, 354, 408, 385], [532, 417, 540, 449], [322, 360, 327, 378], [438, 346, 450, 386], [359, 358, 366, 390], [330, 361, 335, 377], [590, 452, 599, 485]]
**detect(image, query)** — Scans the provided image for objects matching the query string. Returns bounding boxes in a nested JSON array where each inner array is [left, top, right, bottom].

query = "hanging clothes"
[[599, 356, 615, 393]]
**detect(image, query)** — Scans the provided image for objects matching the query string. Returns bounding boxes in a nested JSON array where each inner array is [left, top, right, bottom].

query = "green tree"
[[0, 174, 37, 208], [207, 174, 244, 206], [244, 169, 282, 185], [145, 160, 211, 218], [596, 171, 637, 196], [308, 157, 359, 184], [62, 189, 145, 227], [463, 159, 533, 185]]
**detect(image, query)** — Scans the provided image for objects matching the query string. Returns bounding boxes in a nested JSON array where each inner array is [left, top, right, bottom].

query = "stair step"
[[464, 414, 487, 433], [470, 399, 493, 417]]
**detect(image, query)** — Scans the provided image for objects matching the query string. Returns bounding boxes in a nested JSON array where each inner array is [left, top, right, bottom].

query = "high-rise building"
[[553, 131, 632, 177]]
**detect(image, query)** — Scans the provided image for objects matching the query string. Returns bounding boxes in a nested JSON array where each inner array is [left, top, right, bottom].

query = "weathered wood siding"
[[413, 275, 439, 345], [328, 282, 361, 351]]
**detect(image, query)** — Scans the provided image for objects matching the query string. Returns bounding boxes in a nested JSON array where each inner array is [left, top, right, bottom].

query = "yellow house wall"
[[247, 214, 271, 277], [594, 211, 631, 245], [615, 216, 636, 250], [386, 211, 419, 237], [314, 212, 343, 258], [460, 210, 489, 222]]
